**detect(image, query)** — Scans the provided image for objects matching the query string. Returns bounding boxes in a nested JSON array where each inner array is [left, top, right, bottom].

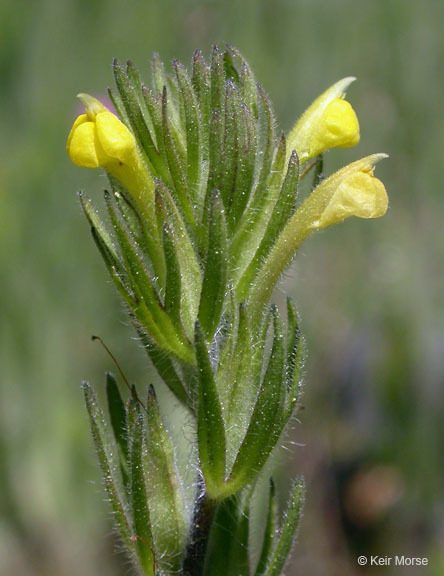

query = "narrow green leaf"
[[216, 302, 268, 438], [89, 227, 136, 308], [174, 60, 205, 210], [107, 86, 131, 128], [228, 101, 257, 231], [264, 478, 305, 576], [192, 50, 210, 111], [195, 322, 226, 495], [223, 50, 241, 84], [198, 192, 228, 340], [137, 328, 189, 407], [237, 150, 299, 297], [227, 307, 285, 492], [227, 45, 258, 118], [129, 402, 154, 575], [229, 94, 280, 287], [152, 53, 185, 149], [144, 386, 187, 572], [141, 86, 170, 178], [226, 304, 250, 413], [210, 45, 226, 119], [156, 183, 203, 339], [80, 193, 135, 306], [161, 86, 197, 230], [79, 192, 119, 264], [108, 177, 142, 239], [107, 179, 166, 287], [220, 305, 257, 471], [207, 45, 226, 196], [284, 299, 305, 420], [126, 60, 159, 149], [214, 302, 238, 404], [192, 49, 211, 152], [256, 85, 278, 192], [113, 59, 158, 174], [82, 383, 134, 551], [162, 224, 182, 328], [207, 108, 224, 198], [106, 372, 129, 486], [255, 479, 278, 576], [219, 80, 240, 211], [151, 52, 167, 94], [106, 195, 193, 363], [311, 153, 324, 188]]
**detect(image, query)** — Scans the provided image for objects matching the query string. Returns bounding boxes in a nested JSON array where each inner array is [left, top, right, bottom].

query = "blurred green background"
[[1, 0, 444, 574]]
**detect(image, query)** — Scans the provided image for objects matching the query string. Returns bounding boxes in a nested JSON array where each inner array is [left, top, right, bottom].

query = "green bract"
[[72, 46, 387, 576]]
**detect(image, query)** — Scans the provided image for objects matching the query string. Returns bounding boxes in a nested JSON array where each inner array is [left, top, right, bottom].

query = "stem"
[[183, 489, 216, 576]]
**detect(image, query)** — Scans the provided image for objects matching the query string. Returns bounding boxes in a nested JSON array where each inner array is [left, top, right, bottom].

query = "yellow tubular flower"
[[287, 77, 360, 163], [306, 153, 389, 230], [248, 154, 388, 320], [67, 94, 154, 220], [315, 170, 387, 229]]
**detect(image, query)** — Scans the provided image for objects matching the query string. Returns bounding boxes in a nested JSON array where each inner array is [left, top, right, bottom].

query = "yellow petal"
[[95, 111, 137, 164], [310, 98, 360, 154], [316, 171, 388, 229], [67, 120, 100, 168], [287, 77, 358, 162], [66, 114, 88, 153]]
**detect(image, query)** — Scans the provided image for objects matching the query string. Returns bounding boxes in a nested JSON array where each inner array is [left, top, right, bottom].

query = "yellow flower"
[[247, 154, 388, 318], [315, 170, 387, 229], [67, 94, 154, 218], [287, 77, 360, 162], [307, 154, 389, 230]]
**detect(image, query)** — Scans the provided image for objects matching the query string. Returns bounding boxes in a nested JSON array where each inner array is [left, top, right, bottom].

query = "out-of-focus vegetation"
[[1, 1, 443, 574]]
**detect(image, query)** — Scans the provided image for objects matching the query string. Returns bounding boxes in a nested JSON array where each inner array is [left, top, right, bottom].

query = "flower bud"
[[287, 77, 360, 162]]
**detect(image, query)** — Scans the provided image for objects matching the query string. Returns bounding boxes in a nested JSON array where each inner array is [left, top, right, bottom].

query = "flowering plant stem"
[[68, 45, 388, 576]]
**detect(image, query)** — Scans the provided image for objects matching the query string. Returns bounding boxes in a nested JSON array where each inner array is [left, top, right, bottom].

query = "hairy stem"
[[183, 490, 216, 576]]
